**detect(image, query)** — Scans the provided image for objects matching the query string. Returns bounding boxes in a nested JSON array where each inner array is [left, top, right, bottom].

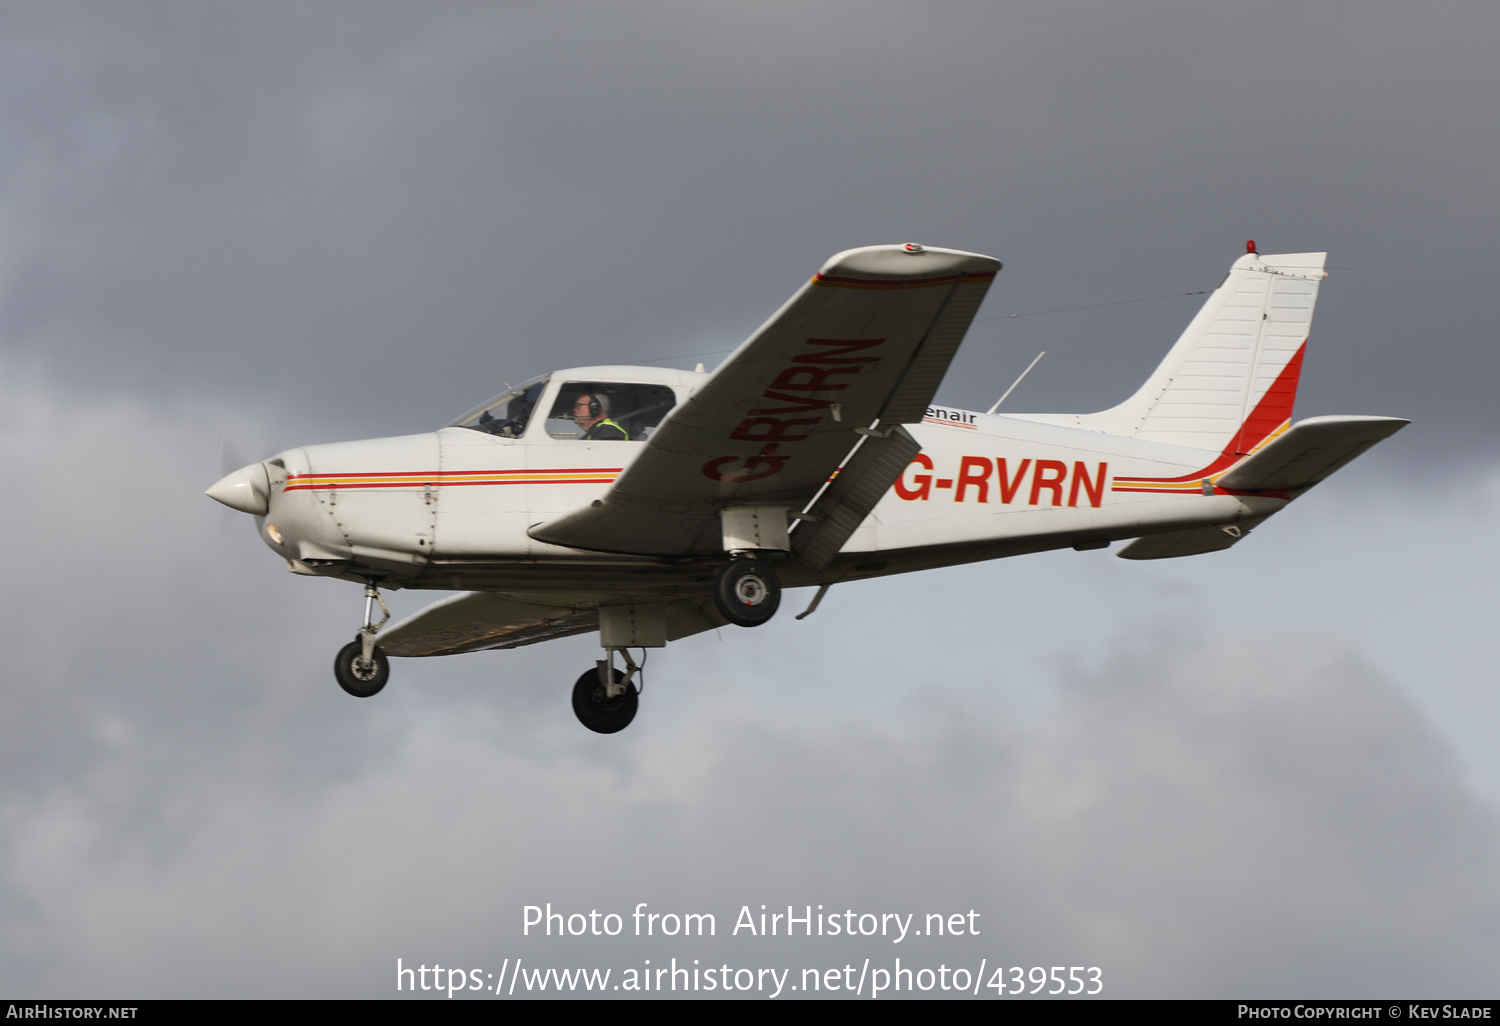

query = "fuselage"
[[248, 364, 1284, 596]]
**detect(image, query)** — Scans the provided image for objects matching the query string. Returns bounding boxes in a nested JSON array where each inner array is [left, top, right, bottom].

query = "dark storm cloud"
[[0, 2, 1492, 453]]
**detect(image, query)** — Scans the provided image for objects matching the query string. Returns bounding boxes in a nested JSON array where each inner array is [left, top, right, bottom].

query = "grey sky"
[[3, 2, 1496, 446], [1, 1, 1496, 998]]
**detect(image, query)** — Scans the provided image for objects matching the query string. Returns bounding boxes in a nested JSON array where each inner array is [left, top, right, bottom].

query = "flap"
[[792, 425, 922, 571]]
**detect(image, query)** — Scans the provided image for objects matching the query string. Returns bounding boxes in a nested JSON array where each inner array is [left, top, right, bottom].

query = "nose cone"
[[206, 462, 271, 515]]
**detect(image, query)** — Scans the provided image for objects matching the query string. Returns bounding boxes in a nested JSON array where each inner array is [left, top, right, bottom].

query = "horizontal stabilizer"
[[1118, 415, 1406, 560], [1216, 415, 1409, 492], [1116, 524, 1247, 560]]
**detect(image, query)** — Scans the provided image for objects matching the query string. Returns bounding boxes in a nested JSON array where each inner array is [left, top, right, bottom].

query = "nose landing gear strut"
[[334, 581, 391, 698]]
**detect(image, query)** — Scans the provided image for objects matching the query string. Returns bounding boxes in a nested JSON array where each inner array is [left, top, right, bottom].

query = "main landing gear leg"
[[334, 581, 391, 698], [571, 647, 641, 734]]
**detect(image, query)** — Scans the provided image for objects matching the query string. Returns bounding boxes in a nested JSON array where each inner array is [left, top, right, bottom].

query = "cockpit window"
[[544, 382, 677, 440], [451, 375, 549, 438]]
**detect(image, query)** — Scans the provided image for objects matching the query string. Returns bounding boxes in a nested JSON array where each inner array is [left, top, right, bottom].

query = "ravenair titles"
[[924, 404, 978, 427]]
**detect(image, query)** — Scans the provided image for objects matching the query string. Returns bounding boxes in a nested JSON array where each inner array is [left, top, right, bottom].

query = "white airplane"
[[208, 242, 1406, 733]]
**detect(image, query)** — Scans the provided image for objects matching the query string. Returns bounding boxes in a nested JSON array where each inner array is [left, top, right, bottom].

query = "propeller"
[[209, 430, 280, 519]]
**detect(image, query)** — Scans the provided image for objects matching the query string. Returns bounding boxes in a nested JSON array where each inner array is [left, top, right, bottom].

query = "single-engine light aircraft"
[[208, 242, 1406, 733]]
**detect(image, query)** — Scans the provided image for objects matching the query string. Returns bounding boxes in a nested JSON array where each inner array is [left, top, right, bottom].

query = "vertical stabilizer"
[[1024, 251, 1327, 456]]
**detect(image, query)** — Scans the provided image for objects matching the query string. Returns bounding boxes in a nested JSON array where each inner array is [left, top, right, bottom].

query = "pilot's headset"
[[584, 392, 609, 418]]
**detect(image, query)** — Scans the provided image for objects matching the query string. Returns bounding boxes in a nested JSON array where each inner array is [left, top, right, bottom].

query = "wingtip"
[[819, 244, 1001, 282]]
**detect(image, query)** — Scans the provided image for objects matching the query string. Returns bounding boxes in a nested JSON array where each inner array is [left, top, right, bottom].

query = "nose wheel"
[[334, 581, 391, 698], [713, 558, 781, 627], [335, 637, 389, 697]]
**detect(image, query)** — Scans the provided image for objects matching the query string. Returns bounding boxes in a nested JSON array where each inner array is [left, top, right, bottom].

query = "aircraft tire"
[[713, 559, 781, 627], [572, 667, 638, 734], [334, 638, 389, 698]]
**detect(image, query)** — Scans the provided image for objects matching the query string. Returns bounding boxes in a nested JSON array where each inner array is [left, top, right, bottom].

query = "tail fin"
[[1022, 251, 1328, 455]]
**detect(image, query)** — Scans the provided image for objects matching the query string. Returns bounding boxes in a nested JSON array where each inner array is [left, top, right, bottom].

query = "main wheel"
[[334, 638, 389, 698], [713, 559, 781, 627], [572, 667, 639, 734]]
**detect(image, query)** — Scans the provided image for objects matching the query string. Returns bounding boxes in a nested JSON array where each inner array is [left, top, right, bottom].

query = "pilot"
[[572, 392, 628, 441]]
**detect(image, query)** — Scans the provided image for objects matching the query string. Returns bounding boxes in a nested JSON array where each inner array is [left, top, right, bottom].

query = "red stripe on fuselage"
[[283, 467, 623, 492], [283, 478, 616, 492], [288, 467, 623, 480]]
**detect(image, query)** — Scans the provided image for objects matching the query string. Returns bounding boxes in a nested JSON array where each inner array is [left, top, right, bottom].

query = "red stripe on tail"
[[1232, 343, 1305, 456]]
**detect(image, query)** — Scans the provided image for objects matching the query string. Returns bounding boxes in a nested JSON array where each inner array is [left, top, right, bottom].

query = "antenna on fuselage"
[[986, 350, 1045, 415]]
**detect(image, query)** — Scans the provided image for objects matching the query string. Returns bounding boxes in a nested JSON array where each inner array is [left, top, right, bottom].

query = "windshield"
[[450, 375, 549, 438]]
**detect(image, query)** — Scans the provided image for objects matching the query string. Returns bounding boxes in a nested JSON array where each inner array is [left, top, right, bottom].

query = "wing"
[[378, 592, 729, 657], [531, 244, 1000, 556]]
